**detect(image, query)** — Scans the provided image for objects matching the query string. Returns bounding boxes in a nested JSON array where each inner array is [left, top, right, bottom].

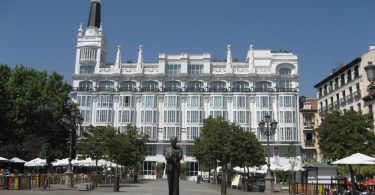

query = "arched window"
[[142, 81, 159, 92], [255, 81, 272, 92], [119, 81, 136, 92], [186, 81, 204, 92], [79, 81, 93, 91], [209, 81, 226, 92], [98, 81, 114, 92], [231, 81, 250, 92], [164, 81, 181, 92], [278, 68, 291, 76]]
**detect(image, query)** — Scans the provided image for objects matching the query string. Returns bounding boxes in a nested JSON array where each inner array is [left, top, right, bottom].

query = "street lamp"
[[63, 106, 82, 188], [364, 61, 375, 93], [258, 114, 278, 193]]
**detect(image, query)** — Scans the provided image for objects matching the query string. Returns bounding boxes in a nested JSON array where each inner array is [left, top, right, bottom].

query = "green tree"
[[193, 116, 265, 194], [106, 124, 149, 168], [77, 126, 108, 167], [316, 110, 375, 190], [316, 110, 375, 160], [0, 65, 72, 163]]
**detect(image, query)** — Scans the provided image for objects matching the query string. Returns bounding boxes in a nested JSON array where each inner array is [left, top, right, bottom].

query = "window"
[[209, 81, 226, 91], [186, 145, 193, 156], [279, 111, 296, 123], [209, 111, 228, 119], [186, 81, 204, 92], [277, 80, 292, 89], [164, 96, 180, 108], [166, 64, 181, 75], [187, 127, 200, 140], [187, 96, 203, 108], [96, 110, 113, 123], [278, 96, 296, 108], [354, 66, 359, 78], [141, 96, 157, 108], [163, 127, 180, 140], [79, 81, 93, 91], [98, 81, 114, 91], [210, 96, 227, 108], [279, 127, 298, 141], [256, 96, 272, 108], [77, 95, 92, 107], [255, 81, 272, 91], [233, 111, 250, 124], [141, 110, 158, 123], [140, 161, 155, 175], [142, 81, 158, 91], [187, 111, 204, 123], [119, 96, 135, 107], [256, 111, 273, 123], [278, 68, 291, 76], [79, 47, 97, 61], [118, 110, 136, 123], [233, 96, 247, 108], [97, 94, 114, 107], [80, 110, 91, 123], [164, 81, 181, 92], [119, 81, 136, 91], [164, 110, 180, 123], [80, 66, 95, 74], [232, 81, 249, 92], [186, 162, 199, 176], [145, 145, 156, 156], [340, 74, 345, 86], [347, 69, 352, 81], [141, 126, 157, 140], [188, 64, 203, 74]]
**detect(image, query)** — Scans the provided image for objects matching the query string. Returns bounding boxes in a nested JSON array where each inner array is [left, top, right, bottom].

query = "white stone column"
[[158, 96, 164, 141], [227, 96, 233, 122], [136, 95, 142, 128], [180, 96, 187, 141]]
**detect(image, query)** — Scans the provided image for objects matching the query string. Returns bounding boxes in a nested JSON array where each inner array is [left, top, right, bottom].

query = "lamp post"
[[63, 107, 82, 188], [258, 114, 278, 193], [364, 61, 375, 93]]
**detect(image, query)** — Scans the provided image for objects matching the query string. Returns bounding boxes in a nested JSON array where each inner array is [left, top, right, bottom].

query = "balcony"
[[254, 88, 274, 92], [73, 87, 94, 92], [208, 88, 228, 92], [97, 87, 115, 92], [333, 101, 339, 109], [186, 87, 205, 92], [354, 91, 361, 101], [118, 87, 137, 92], [346, 94, 354, 104], [231, 87, 251, 92], [162, 87, 182, 92], [340, 98, 347, 106], [304, 122, 314, 129], [305, 139, 315, 147], [328, 104, 334, 112], [276, 88, 298, 92]]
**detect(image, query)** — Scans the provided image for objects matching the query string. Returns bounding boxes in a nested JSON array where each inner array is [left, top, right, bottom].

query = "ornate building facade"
[[71, 0, 301, 179]]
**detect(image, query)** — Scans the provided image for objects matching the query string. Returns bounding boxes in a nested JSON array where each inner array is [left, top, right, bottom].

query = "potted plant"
[[180, 162, 189, 180], [154, 163, 163, 179]]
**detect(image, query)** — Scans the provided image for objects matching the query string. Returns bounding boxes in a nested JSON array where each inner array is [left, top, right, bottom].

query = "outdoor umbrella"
[[0, 157, 9, 162], [331, 153, 375, 192], [10, 157, 26, 163], [331, 153, 375, 165]]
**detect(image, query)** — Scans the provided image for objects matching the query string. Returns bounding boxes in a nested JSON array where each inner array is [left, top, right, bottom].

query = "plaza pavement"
[[0, 179, 290, 195]]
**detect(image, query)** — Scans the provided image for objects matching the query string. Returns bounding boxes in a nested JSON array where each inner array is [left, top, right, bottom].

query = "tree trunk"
[[348, 164, 356, 193]]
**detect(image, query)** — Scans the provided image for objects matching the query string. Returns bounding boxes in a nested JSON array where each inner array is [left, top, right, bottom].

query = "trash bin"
[[197, 175, 202, 184], [113, 176, 119, 192]]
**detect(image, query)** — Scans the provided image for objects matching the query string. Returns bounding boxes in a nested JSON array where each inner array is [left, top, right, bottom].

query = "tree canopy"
[[0, 64, 72, 162], [316, 110, 375, 160], [77, 125, 149, 168], [193, 116, 265, 169]]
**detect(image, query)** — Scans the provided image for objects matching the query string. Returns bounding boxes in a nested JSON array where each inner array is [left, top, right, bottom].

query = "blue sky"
[[1, 0, 374, 97]]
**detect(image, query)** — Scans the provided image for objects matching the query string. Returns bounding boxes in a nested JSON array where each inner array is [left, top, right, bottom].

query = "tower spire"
[[137, 45, 144, 73], [226, 44, 232, 65], [115, 45, 122, 68], [87, 0, 101, 28]]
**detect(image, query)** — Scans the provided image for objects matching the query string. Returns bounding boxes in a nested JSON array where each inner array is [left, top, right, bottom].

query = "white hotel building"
[[71, 0, 302, 180]]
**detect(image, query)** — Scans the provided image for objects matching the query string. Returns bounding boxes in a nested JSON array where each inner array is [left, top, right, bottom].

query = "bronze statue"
[[164, 136, 183, 195]]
